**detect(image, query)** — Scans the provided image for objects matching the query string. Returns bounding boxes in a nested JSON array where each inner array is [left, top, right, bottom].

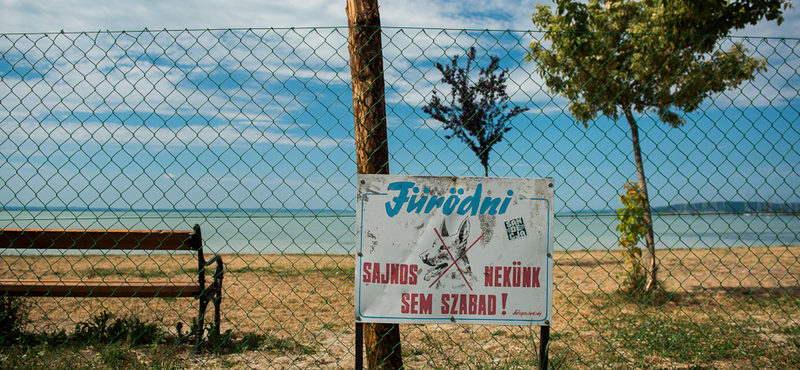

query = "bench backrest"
[[0, 226, 201, 251]]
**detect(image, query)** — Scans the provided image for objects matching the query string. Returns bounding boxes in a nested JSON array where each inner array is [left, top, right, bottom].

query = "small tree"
[[423, 47, 528, 177], [526, 0, 788, 292], [615, 182, 648, 293]]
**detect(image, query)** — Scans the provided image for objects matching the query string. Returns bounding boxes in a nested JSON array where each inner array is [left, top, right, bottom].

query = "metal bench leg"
[[213, 288, 222, 338], [212, 258, 224, 338], [194, 294, 208, 354]]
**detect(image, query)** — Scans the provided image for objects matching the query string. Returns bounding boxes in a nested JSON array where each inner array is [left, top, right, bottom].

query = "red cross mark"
[[428, 229, 484, 291]]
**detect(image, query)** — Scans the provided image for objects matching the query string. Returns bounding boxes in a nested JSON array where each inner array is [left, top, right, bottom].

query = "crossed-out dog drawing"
[[419, 217, 478, 290]]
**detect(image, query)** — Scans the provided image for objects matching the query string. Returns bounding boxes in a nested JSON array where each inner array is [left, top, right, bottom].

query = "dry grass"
[[2, 245, 800, 369]]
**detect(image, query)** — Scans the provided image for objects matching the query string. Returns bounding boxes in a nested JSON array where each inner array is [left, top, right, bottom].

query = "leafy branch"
[[422, 47, 528, 176]]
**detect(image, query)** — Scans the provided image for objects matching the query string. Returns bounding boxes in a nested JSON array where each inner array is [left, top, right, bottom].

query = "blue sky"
[[1, 0, 798, 35], [0, 0, 541, 33], [0, 1, 798, 213]]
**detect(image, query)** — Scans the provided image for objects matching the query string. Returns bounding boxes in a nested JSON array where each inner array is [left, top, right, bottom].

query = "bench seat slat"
[[0, 279, 200, 298], [0, 229, 195, 251]]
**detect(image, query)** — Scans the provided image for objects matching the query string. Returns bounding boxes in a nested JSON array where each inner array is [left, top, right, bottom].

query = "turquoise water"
[[558, 213, 800, 251], [1, 209, 798, 254]]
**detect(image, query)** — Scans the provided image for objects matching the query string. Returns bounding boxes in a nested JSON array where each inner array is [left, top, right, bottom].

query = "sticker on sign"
[[355, 175, 554, 326]]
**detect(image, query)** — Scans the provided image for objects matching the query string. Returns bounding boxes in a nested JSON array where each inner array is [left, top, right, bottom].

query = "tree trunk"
[[624, 108, 658, 292], [346, 1, 403, 369], [347, 0, 390, 176]]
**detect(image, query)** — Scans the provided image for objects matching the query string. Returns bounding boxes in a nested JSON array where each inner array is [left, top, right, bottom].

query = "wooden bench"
[[0, 224, 223, 351]]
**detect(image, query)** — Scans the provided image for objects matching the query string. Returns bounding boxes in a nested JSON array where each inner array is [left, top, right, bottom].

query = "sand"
[[2, 245, 799, 368]]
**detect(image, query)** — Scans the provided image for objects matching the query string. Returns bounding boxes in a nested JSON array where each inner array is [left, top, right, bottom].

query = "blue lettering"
[[457, 184, 482, 216], [385, 181, 414, 217], [407, 187, 428, 213], [481, 197, 502, 215], [499, 190, 513, 214], [443, 189, 460, 214], [425, 195, 445, 213], [383, 181, 514, 217]]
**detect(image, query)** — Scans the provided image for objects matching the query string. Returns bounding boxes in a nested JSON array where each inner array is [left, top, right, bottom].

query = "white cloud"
[[0, 28, 357, 127], [380, 0, 539, 30], [0, 1, 546, 34], [0, 0, 342, 33], [2, 0, 796, 37], [0, 116, 348, 160]]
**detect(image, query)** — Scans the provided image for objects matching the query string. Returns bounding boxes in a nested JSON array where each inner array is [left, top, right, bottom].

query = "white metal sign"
[[355, 175, 554, 325]]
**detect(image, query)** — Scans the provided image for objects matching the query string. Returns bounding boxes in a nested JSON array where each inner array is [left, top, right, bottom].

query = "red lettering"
[[390, 263, 399, 284], [478, 295, 487, 315], [503, 266, 512, 287], [484, 265, 542, 288], [468, 294, 477, 315], [438, 294, 497, 315], [401, 293, 432, 315], [362, 262, 372, 282], [399, 264, 408, 284], [522, 267, 531, 287], [362, 263, 420, 285], [419, 294, 432, 314], [381, 264, 389, 284], [372, 263, 381, 283]]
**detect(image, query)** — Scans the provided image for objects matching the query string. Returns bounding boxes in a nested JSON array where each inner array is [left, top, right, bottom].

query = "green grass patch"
[[742, 292, 800, 309], [205, 327, 315, 355], [72, 310, 165, 346], [0, 342, 187, 370], [587, 311, 800, 368], [86, 267, 128, 278], [582, 283, 680, 313], [227, 266, 301, 277], [86, 267, 169, 279], [0, 300, 314, 369], [309, 265, 355, 280], [228, 264, 355, 280], [321, 322, 337, 330], [472, 356, 540, 370]]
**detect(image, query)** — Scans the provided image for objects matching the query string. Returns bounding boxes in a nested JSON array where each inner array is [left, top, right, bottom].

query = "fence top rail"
[[1, 27, 797, 41], [0, 228, 199, 251]]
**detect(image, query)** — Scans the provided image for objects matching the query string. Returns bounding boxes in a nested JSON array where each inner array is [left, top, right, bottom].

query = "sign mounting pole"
[[346, 1, 402, 369]]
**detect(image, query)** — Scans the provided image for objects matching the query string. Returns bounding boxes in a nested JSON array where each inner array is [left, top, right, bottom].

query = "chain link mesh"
[[1, 27, 798, 369]]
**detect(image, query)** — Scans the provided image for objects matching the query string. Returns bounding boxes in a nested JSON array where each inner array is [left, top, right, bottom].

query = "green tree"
[[423, 47, 528, 177], [526, 0, 789, 292]]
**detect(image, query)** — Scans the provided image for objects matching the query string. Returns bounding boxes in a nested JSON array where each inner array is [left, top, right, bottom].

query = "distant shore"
[[5, 199, 800, 216]]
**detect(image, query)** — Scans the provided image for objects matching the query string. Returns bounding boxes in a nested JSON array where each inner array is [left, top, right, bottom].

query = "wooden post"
[[347, 0, 390, 175], [346, 0, 402, 369]]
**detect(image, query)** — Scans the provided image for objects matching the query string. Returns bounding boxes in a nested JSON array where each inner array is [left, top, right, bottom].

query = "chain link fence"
[[1, 27, 798, 369]]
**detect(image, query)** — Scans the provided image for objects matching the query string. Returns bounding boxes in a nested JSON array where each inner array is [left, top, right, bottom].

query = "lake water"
[[1, 209, 798, 254]]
